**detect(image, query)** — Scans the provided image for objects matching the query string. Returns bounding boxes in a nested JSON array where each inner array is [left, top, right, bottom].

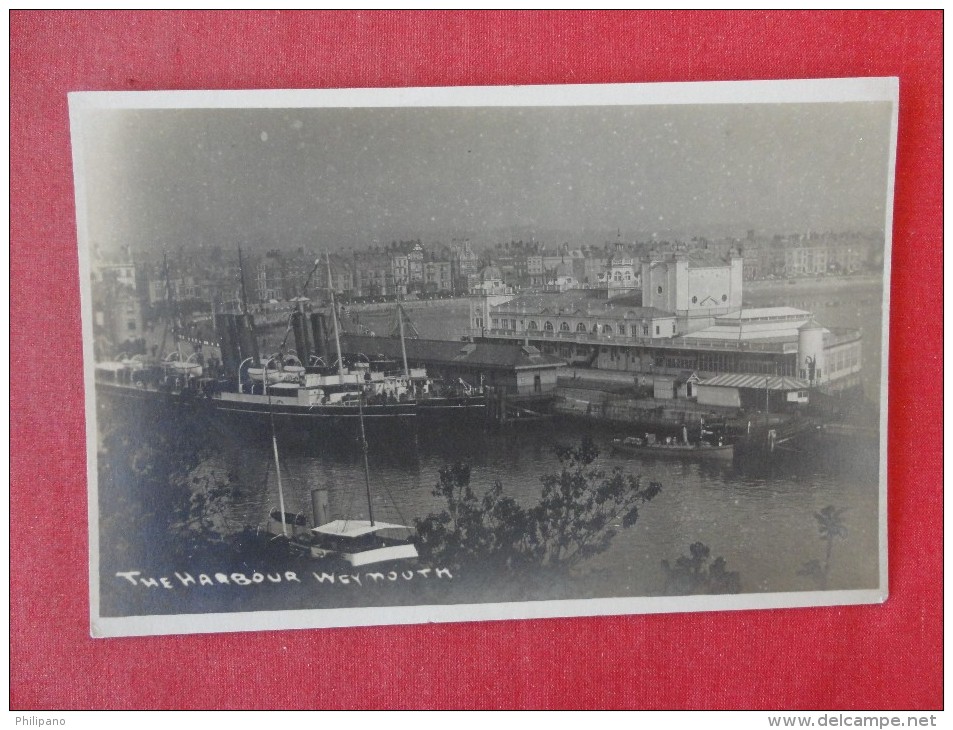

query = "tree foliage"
[[414, 437, 661, 574], [97, 404, 242, 566], [799, 505, 848, 589], [661, 542, 742, 595], [169, 471, 242, 554]]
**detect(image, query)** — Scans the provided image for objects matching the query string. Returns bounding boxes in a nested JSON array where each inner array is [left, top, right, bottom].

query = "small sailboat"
[[261, 366, 418, 566]]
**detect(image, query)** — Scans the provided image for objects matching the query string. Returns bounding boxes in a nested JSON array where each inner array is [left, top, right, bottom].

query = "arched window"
[[721, 294, 728, 302], [576, 322, 587, 332], [544, 321, 554, 332], [527, 320, 538, 330], [591, 323, 599, 334], [603, 324, 613, 335], [657, 285, 663, 294], [560, 321, 570, 332]]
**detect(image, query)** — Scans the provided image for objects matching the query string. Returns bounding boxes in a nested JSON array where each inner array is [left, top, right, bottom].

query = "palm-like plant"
[[800, 505, 848, 589], [816, 506, 849, 569]]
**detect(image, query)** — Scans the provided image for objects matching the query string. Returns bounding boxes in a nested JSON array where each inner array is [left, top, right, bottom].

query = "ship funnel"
[[215, 313, 241, 375], [310, 312, 329, 361], [236, 313, 260, 366], [291, 311, 311, 363], [311, 488, 330, 527]]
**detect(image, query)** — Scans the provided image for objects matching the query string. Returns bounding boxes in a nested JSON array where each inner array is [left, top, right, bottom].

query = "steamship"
[[94, 308, 485, 432]]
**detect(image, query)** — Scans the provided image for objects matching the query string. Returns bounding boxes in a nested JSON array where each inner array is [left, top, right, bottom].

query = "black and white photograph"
[[70, 79, 897, 637]]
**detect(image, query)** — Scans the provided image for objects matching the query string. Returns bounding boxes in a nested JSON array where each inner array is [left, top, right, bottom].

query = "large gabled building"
[[340, 334, 566, 395]]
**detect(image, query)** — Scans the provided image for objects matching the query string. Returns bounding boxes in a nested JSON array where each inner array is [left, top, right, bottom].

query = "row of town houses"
[[94, 230, 883, 306], [88, 230, 882, 351]]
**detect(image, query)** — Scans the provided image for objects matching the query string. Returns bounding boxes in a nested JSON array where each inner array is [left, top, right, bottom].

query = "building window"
[[721, 294, 727, 302], [576, 322, 587, 332], [603, 324, 613, 335], [672, 323, 676, 334], [492, 318, 499, 328], [591, 323, 598, 334], [618, 324, 626, 336], [560, 321, 570, 332], [655, 325, 660, 335], [528, 321, 538, 330], [657, 285, 663, 294], [544, 321, 554, 332], [642, 325, 649, 336], [691, 296, 697, 304]]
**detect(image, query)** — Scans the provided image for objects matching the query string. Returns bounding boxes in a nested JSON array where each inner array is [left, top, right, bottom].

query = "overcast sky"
[[76, 101, 893, 256]]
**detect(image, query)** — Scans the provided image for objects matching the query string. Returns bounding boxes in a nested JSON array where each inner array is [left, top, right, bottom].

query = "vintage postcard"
[[69, 79, 897, 637]]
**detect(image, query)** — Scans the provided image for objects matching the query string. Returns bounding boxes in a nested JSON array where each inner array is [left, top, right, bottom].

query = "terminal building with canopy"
[[470, 249, 863, 409]]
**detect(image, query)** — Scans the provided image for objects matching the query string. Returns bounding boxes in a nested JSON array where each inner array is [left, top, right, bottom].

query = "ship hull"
[[94, 380, 484, 431], [610, 439, 735, 461]]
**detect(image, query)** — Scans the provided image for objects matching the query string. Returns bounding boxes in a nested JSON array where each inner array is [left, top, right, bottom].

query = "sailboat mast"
[[358, 393, 375, 526], [326, 252, 345, 377], [266, 359, 288, 537]]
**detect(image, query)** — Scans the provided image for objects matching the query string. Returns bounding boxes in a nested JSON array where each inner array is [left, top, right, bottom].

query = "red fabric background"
[[10, 11, 942, 710]]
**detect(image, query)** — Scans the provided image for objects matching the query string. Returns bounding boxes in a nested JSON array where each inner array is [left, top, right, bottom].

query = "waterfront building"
[[390, 252, 409, 295], [473, 250, 863, 403], [543, 261, 577, 292], [353, 250, 395, 298], [526, 253, 545, 287], [91, 253, 147, 354], [423, 259, 453, 293], [470, 265, 512, 297], [784, 244, 829, 277], [317, 253, 354, 298], [641, 248, 744, 334], [739, 230, 883, 281], [407, 242, 425, 290], [595, 249, 639, 298], [256, 254, 284, 302], [340, 334, 565, 395], [450, 239, 479, 292]]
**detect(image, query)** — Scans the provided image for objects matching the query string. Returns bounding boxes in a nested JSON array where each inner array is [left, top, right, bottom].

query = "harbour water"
[[209, 417, 880, 601]]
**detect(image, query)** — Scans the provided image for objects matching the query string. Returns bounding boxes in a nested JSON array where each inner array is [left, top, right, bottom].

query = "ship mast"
[[397, 287, 410, 379], [158, 253, 178, 361], [326, 252, 345, 377], [238, 246, 249, 315]]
